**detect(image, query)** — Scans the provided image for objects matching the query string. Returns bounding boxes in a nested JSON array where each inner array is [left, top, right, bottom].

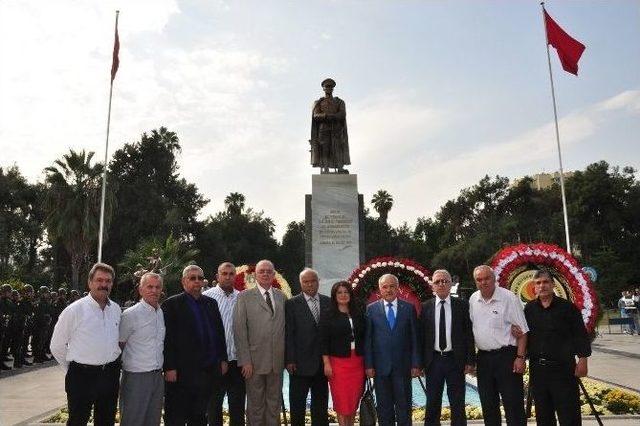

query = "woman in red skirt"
[[319, 281, 366, 426]]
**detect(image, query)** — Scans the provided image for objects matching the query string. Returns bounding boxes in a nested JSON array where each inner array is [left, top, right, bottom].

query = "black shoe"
[[0, 363, 12, 370], [33, 357, 44, 363], [21, 359, 33, 366]]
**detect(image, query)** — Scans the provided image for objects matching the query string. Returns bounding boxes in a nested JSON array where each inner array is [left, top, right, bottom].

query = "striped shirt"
[[203, 285, 239, 361]]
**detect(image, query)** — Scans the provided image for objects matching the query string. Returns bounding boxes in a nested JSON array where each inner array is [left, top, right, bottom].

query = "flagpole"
[[98, 10, 119, 263], [541, 2, 572, 254]]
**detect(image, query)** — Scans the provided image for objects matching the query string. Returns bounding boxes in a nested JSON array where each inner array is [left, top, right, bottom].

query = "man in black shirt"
[[524, 270, 591, 425]]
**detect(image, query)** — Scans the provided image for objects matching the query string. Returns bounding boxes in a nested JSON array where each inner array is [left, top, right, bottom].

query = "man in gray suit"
[[233, 259, 286, 425]]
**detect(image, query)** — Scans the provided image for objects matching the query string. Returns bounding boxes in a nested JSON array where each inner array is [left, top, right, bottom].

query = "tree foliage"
[[103, 127, 207, 266], [44, 150, 113, 289]]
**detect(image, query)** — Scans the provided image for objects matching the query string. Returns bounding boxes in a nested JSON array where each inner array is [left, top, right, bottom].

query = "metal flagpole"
[[97, 10, 119, 263], [541, 2, 572, 254]]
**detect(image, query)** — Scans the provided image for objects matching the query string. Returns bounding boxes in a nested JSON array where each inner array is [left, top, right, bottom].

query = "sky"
[[1, 1, 639, 240]]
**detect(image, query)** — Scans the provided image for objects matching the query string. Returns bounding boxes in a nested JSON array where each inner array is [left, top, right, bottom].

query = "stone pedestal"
[[305, 174, 364, 295]]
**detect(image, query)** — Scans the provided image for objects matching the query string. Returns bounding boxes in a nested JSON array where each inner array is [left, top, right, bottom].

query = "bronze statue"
[[310, 78, 350, 173]]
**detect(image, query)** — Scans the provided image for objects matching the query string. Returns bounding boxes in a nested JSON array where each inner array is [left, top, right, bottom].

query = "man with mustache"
[[162, 265, 228, 425], [50, 263, 122, 425]]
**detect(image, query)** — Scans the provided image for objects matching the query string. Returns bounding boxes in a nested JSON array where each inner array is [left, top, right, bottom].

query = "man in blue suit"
[[365, 273, 421, 426]]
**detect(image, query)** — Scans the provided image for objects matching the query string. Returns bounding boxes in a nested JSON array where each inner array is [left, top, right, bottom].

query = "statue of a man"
[[310, 78, 350, 174]]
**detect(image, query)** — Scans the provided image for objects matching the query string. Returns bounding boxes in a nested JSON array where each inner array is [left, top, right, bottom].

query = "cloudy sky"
[[1, 1, 639, 239]]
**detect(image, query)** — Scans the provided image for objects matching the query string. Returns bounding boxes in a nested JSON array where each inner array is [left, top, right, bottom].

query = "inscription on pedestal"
[[308, 174, 361, 295], [319, 210, 354, 245]]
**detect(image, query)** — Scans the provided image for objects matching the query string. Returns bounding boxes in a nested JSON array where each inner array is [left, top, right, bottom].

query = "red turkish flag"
[[544, 10, 585, 75], [110, 24, 119, 82]]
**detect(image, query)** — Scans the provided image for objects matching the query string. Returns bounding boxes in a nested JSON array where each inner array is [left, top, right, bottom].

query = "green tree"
[[371, 190, 393, 224], [104, 127, 208, 266], [194, 193, 278, 276], [225, 192, 246, 216], [277, 221, 306, 293], [118, 233, 199, 298], [44, 150, 113, 289], [0, 167, 47, 282]]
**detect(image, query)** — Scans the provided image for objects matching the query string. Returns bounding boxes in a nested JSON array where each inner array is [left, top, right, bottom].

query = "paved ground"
[[1, 332, 638, 425], [589, 333, 640, 392]]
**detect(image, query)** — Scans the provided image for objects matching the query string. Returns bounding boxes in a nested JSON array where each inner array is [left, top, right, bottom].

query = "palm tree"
[[119, 233, 199, 296], [225, 192, 246, 216], [371, 190, 394, 225], [45, 149, 113, 290]]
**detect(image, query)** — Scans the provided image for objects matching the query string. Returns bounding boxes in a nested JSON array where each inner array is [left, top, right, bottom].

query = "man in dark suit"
[[163, 265, 228, 425], [365, 273, 421, 426], [285, 268, 331, 426], [421, 269, 475, 425]]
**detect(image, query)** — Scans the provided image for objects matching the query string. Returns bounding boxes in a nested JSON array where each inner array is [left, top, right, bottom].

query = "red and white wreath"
[[490, 243, 599, 333], [348, 257, 432, 314], [233, 264, 292, 298]]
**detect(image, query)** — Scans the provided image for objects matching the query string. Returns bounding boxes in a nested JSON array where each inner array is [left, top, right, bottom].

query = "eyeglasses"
[[432, 279, 451, 286], [187, 275, 205, 281]]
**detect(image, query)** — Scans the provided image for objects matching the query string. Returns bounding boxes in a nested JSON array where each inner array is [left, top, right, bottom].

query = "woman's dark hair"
[[330, 280, 360, 315]]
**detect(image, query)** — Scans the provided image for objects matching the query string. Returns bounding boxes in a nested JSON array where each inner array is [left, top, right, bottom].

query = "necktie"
[[309, 297, 319, 323], [439, 300, 447, 351], [386, 302, 396, 329], [265, 291, 274, 314]]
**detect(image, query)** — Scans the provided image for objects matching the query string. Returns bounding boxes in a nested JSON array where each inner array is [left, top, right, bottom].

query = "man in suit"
[[233, 259, 286, 426], [421, 269, 475, 425], [285, 268, 331, 426], [365, 273, 421, 426], [163, 265, 228, 425]]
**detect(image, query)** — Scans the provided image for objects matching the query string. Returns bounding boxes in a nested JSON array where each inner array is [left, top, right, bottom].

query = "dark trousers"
[[476, 347, 525, 426], [207, 361, 246, 426], [9, 325, 25, 366], [530, 361, 581, 426], [424, 353, 466, 426], [32, 321, 49, 359], [288, 369, 329, 426], [65, 360, 121, 426], [374, 373, 412, 426], [165, 368, 217, 426]]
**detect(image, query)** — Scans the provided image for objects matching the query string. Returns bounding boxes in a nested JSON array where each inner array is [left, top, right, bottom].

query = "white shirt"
[[50, 294, 121, 371], [203, 285, 239, 360], [383, 298, 398, 318], [434, 296, 452, 352], [119, 299, 165, 372], [469, 286, 529, 351]]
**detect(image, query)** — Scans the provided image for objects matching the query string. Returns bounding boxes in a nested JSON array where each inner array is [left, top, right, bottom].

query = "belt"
[[478, 345, 516, 355], [531, 358, 564, 366], [434, 351, 454, 357], [70, 360, 120, 371]]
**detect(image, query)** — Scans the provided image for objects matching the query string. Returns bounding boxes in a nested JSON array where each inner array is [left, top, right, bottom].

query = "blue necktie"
[[386, 302, 396, 329]]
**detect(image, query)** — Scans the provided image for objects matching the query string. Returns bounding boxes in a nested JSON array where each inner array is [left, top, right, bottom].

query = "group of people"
[[618, 288, 639, 334], [0, 283, 81, 372], [47, 259, 592, 426]]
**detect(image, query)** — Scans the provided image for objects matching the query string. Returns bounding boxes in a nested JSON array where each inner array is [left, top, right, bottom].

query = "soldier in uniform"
[[20, 285, 35, 366], [69, 289, 80, 304], [310, 78, 350, 174], [0, 284, 16, 370], [46, 290, 67, 356], [9, 289, 26, 368], [32, 286, 53, 363]]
